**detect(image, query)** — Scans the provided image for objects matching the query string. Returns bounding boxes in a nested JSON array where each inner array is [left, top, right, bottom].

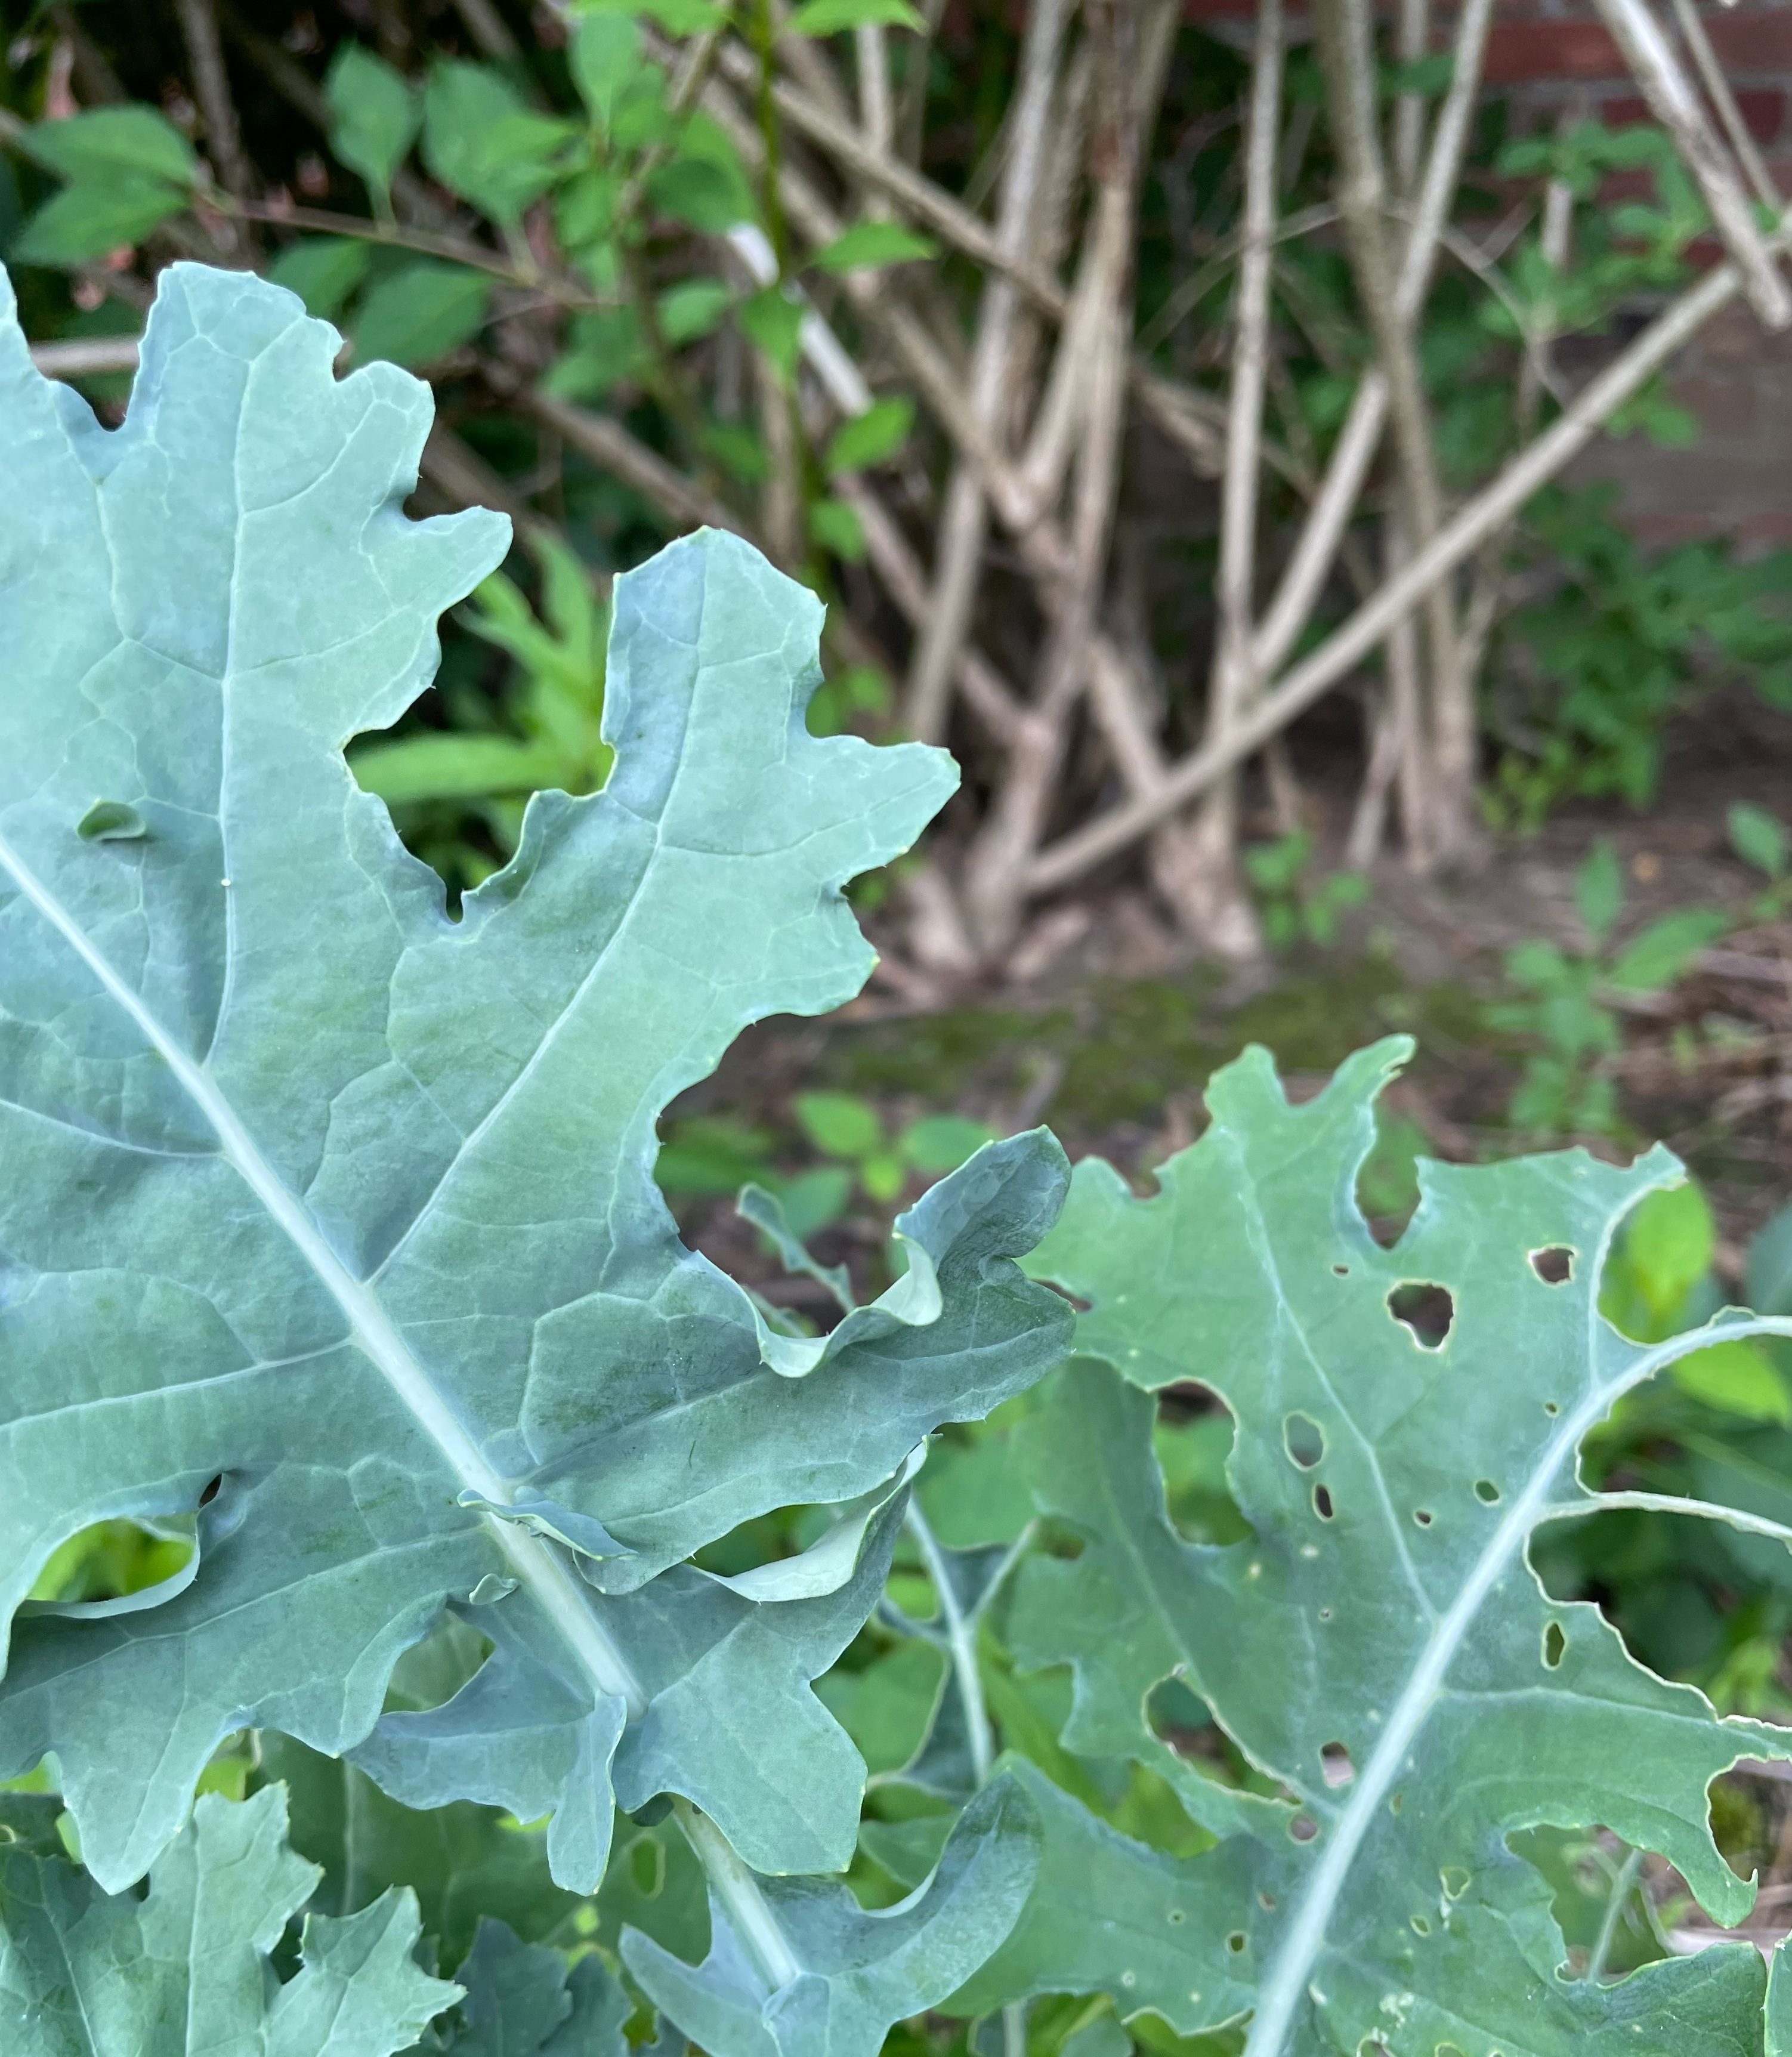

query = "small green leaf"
[[1669, 1338, 1792, 1423], [647, 150, 753, 232], [351, 260, 492, 367], [809, 220, 937, 272], [1575, 837, 1624, 944], [808, 497, 866, 560], [778, 1164, 855, 1239], [21, 107, 197, 189], [787, 0, 925, 33], [12, 178, 187, 266], [795, 1090, 884, 1160], [542, 304, 642, 400], [737, 283, 804, 380], [75, 799, 147, 842], [325, 44, 420, 209], [569, 14, 644, 129], [824, 395, 914, 475], [656, 276, 733, 344], [555, 166, 617, 250], [1616, 1180, 1714, 1328], [266, 237, 373, 320], [1607, 906, 1726, 991], [352, 733, 571, 805], [1731, 801, 1787, 881], [861, 1151, 907, 1202], [422, 63, 579, 225], [902, 1114, 996, 1175]]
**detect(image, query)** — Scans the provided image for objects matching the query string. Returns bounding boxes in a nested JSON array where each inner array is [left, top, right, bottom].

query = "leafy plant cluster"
[[2, 0, 1790, 925], [11, 261, 1792, 2057], [1485, 806, 1792, 1139]]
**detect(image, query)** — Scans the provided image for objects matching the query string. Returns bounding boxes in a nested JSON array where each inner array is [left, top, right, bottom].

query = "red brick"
[[1484, 19, 1625, 84], [1704, 10, 1792, 75]]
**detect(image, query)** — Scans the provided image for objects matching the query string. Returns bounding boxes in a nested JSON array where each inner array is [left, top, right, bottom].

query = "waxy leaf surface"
[[1012, 1038, 1790, 2056], [0, 1786, 454, 2057], [0, 261, 1070, 1897]]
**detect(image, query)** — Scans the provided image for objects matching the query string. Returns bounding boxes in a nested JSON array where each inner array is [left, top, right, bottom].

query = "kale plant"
[[8, 263, 1792, 2057]]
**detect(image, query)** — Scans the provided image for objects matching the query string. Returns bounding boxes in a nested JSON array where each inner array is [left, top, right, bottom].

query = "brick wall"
[[1182, 0, 1792, 543]]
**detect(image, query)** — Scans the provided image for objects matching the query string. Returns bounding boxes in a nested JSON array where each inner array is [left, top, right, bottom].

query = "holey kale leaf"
[[988, 1038, 1792, 2057], [0, 262, 1071, 1897]]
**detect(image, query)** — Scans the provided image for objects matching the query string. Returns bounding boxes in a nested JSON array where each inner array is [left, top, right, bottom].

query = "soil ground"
[[672, 682, 1792, 1303]]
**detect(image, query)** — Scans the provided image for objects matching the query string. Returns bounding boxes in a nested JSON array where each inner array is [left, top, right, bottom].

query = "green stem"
[[1540, 1490, 1792, 1553], [1586, 1843, 1643, 1982], [672, 1796, 803, 1991], [750, 0, 787, 277], [906, 1503, 994, 1787]]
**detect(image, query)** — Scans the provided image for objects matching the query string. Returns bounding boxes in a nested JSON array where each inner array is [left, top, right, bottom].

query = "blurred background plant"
[[7, 0, 1792, 965]]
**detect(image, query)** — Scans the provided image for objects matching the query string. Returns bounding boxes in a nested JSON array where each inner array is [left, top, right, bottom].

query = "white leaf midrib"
[[0, 823, 646, 1718], [1240, 1287, 1792, 2054]]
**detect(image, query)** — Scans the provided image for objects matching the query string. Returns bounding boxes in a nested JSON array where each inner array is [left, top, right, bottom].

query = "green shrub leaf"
[[325, 45, 421, 211]]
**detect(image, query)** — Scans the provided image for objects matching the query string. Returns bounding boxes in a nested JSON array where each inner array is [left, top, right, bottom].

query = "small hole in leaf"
[[1320, 1740, 1354, 1787], [628, 1832, 666, 1898], [1289, 1813, 1318, 1842], [1530, 1246, 1574, 1284], [1317, 1605, 1333, 1621], [1474, 1479, 1500, 1505], [1413, 1508, 1433, 1527], [198, 1476, 223, 1506], [1439, 1867, 1470, 1900], [1225, 1930, 1246, 1954], [1543, 1621, 1567, 1668], [1332, 1263, 1349, 1277], [1387, 1281, 1454, 1349], [1167, 1908, 1184, 1925], [1313, 1483, 1335, 1520], [1410, 1913, 1430, 1935], [1389, 1791, 1403, 1814], [1284, 1413, 1326, 1469], [1543, 1400, 1559, 1416], [1258, 1891, 1276, 1910]]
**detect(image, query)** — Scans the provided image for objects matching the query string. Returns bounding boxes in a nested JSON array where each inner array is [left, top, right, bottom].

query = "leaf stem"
[[1585, 1843, 1643, 1982], [672, 1796, 803, 1990], [1540, 1489, 1792, 1552], [906, 1503, 995, 1787]]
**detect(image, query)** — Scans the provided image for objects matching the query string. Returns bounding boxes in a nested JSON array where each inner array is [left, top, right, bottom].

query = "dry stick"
[[1591, 0, 1790, 325], [855, 23, 894, 159], [833, 477, 1031, 745], [1393, 0, 1430, 195], [450, 0, 521, 60], [960, 0, 1175, 953], [687, 73, 1063, 545], [29, 336, 142, 378], [1024, 224, 1787, 895], [1175, 0, 1285, 956], [904, 0, 1074, 744], [711, 34, 1070, 311], [1315, 0, 1469, 863], [175, 0, 254, 202], [1249, 0, 1495, 685], [1006, 46, 1099, 511], [1459, 157, 1575, 690], [1669, 0, 1781, 208]]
